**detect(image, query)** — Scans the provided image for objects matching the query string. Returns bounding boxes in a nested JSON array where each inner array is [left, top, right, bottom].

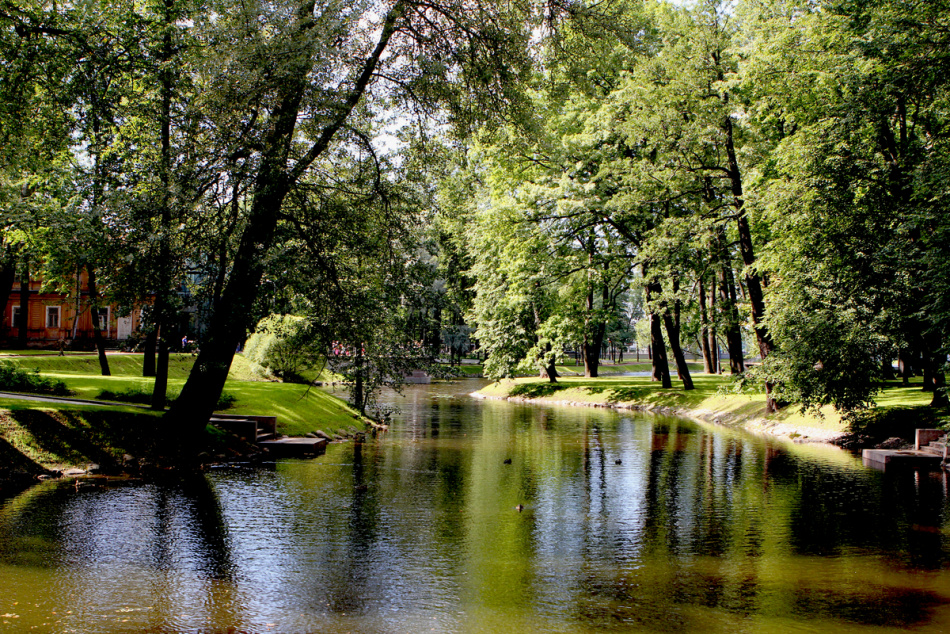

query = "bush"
[[244, 314, 320, 382], [0, 363, 72, 396]]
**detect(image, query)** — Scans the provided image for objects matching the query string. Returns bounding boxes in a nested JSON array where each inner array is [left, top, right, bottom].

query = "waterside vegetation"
[[477, 374, 949, 445]]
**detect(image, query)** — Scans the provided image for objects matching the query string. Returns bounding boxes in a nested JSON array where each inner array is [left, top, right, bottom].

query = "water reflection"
[[1, 381, 950, 633]]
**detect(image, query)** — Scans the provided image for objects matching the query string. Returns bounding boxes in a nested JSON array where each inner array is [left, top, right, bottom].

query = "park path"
[[0, 391, 148, 408]]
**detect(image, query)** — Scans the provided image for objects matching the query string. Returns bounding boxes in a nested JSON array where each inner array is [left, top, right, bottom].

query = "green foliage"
[[0, 363, 71, 396], [244, 315, 320, 382]]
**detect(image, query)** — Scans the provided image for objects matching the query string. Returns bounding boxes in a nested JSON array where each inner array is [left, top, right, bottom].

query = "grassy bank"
[[476, 373, 947, 443], [0, 353, 369, 483], [443, 361, 701, 379]]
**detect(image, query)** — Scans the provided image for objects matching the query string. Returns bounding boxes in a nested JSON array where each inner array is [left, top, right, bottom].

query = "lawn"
[[0, 353, 364, 437], [477, 372, 947, 440], [441, 360, 705, 378]]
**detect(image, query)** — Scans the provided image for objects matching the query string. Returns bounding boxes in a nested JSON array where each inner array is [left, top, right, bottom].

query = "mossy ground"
[[476, 372, 948, 441]]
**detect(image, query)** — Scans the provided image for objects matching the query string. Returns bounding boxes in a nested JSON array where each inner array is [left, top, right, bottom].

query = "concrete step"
[[258, 437, 327, 458], [921, 446, 945, 456], [255, 432, 277, 442], [863, 449, 943, 471]]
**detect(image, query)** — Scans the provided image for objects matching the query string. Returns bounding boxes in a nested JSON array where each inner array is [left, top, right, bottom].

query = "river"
[[1, 379, 950, 633]]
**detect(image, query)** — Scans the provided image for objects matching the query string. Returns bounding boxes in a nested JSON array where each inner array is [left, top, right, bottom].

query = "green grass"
[[440, 361, 704, 379], [477, 373, 948, 440], [0, 349, 96, 356], [222, 382, 364, 436], [0, 352, 366, 438]]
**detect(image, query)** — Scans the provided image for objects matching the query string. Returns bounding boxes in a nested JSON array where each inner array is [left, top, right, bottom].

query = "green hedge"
[[0, 363, 72, 396]]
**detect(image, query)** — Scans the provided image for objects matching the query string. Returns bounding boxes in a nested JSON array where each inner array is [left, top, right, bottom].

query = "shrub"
[[0, 363, 72, 396], [244, 314, 320, 382]]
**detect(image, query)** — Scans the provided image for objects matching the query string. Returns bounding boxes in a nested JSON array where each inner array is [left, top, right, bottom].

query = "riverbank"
[[0, 353, 371, 493], [474, 374, 947, 445]]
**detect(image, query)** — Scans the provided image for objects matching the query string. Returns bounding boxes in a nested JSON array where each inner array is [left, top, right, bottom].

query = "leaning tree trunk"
[[724, 114, 776, 411], [649, 313, 672, 389], [651, 276, 692, 391], [165, 0, 403, 439], [662, 312, 694, 391]]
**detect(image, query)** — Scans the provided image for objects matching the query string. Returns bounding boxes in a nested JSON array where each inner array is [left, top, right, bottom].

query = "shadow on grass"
[[0, 436, 47, 476], [509, 383, 568, 399], [846, 405, 948, 440], [604, 386, 651, 404], [10, 410, 121, 467]]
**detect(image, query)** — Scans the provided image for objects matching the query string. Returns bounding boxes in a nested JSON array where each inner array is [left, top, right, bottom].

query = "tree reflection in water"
[[1, 381, 950, 633]]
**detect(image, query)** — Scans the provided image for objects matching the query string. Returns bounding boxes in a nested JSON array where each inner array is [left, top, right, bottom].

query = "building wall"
[[6, 277, 142, 344]]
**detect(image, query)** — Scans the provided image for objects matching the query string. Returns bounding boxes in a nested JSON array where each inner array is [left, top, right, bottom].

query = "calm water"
[[3, 380, 950, 633]]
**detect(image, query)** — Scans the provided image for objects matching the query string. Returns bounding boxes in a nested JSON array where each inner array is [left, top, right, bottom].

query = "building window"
[[46, 306, 60, 329], [11, 306, 21, 328]]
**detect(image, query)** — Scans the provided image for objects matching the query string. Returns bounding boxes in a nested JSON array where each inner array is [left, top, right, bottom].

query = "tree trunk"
[[143, 327, 157, 376], [649, 313, 672, 388], [898, 348, 911, 385], [18, 259, 29, 347], [708, 274, 720, 374], [724, 114, 776, 412], [699, 275, 714, 374], [353, 345, 364, 414], [718, 264, 745, 374], [923, 361, 934, 392], [85, 265, 111, 376], [582, 281, 606, 379], [0, 257, 15, 339], [924, 334, 949, 406], [652, 275, 693, 391], [662, 312, 694, 391], [151, 0, 174, 411], [645, 277, 671, 388], [881, 355, 895, 381], [151, 328, 169, 410], [166, 1, 403, 438]]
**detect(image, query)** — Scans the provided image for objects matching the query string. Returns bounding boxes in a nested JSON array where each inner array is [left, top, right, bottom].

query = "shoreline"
[[470, 390, 849, 445]]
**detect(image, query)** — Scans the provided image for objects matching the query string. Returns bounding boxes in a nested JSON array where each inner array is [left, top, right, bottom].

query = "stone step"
[[258, 437, 327, 458], [863, 449, 943, 471], [916, 429, 947, 451], [255, 432, 277, 442], [921, 445, 945, 456]]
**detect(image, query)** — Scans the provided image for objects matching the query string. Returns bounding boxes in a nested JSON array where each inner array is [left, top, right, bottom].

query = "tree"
[[745, 0, 950, 410], [164, 0, 539, 439]]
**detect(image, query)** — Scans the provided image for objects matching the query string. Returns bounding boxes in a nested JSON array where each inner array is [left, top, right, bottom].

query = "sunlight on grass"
[[0, 353, 363, 437], [478, 373, 948, 438]]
